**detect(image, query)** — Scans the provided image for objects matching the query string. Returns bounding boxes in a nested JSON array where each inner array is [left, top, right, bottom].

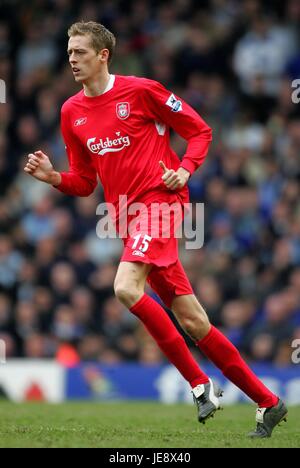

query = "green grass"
[[0, 401, 299, 448]]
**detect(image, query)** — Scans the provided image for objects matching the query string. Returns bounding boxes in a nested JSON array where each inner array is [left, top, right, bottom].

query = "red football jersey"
[[56, 75, 212, 215]]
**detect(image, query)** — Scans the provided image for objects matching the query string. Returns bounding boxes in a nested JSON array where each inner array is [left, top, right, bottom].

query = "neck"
[[83, 70, 110, 97]]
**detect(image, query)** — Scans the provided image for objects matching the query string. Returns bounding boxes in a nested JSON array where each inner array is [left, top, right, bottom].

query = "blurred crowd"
[[0, 0, 300, 367]]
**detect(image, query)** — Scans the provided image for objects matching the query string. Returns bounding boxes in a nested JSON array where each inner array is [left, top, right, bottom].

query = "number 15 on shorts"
[[132, 234, 152, 252]]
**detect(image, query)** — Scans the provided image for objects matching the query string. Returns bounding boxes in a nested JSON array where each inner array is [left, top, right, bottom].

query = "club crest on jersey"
[[116, 102, 130, 120]]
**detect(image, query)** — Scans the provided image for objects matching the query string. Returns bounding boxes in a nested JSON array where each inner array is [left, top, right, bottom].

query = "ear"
[[99, 48, 110, 63]]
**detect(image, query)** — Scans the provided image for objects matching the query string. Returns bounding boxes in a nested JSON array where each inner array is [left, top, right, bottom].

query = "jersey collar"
[[103, 74, 115, 94]]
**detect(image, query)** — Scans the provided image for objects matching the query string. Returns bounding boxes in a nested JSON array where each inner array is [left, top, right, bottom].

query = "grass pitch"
[[0, 401, 299, 448]]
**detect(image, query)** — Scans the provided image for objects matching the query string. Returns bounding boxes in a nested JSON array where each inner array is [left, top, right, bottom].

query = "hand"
[[159, 161, 190, 190], [24, 150, 61, 186]]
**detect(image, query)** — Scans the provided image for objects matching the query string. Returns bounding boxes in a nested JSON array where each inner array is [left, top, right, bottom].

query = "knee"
[[177, 307, 210, 340], [114, 282, 143, 308]]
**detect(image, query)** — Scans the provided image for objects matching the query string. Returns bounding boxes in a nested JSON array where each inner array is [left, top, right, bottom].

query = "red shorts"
[[146, 260, 193, 309], [121, 190, 185, 267], [120, 189, 193, 307]]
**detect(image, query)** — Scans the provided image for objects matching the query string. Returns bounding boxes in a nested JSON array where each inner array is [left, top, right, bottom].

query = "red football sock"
[[130, 294, 208, 387], [197, 326, 278, 407]]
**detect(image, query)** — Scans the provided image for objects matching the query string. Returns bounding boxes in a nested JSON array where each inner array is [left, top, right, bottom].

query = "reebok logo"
[[74, 117, 87, 126], [87, 132, 131, 156], [132, 250, 145, 257]]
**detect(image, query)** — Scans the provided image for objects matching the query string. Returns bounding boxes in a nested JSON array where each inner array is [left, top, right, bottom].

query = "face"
[[67, 34, 109, 83]]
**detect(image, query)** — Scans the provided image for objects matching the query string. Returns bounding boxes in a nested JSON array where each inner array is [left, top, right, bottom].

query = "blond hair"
[[68, 21, 116, 63]]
